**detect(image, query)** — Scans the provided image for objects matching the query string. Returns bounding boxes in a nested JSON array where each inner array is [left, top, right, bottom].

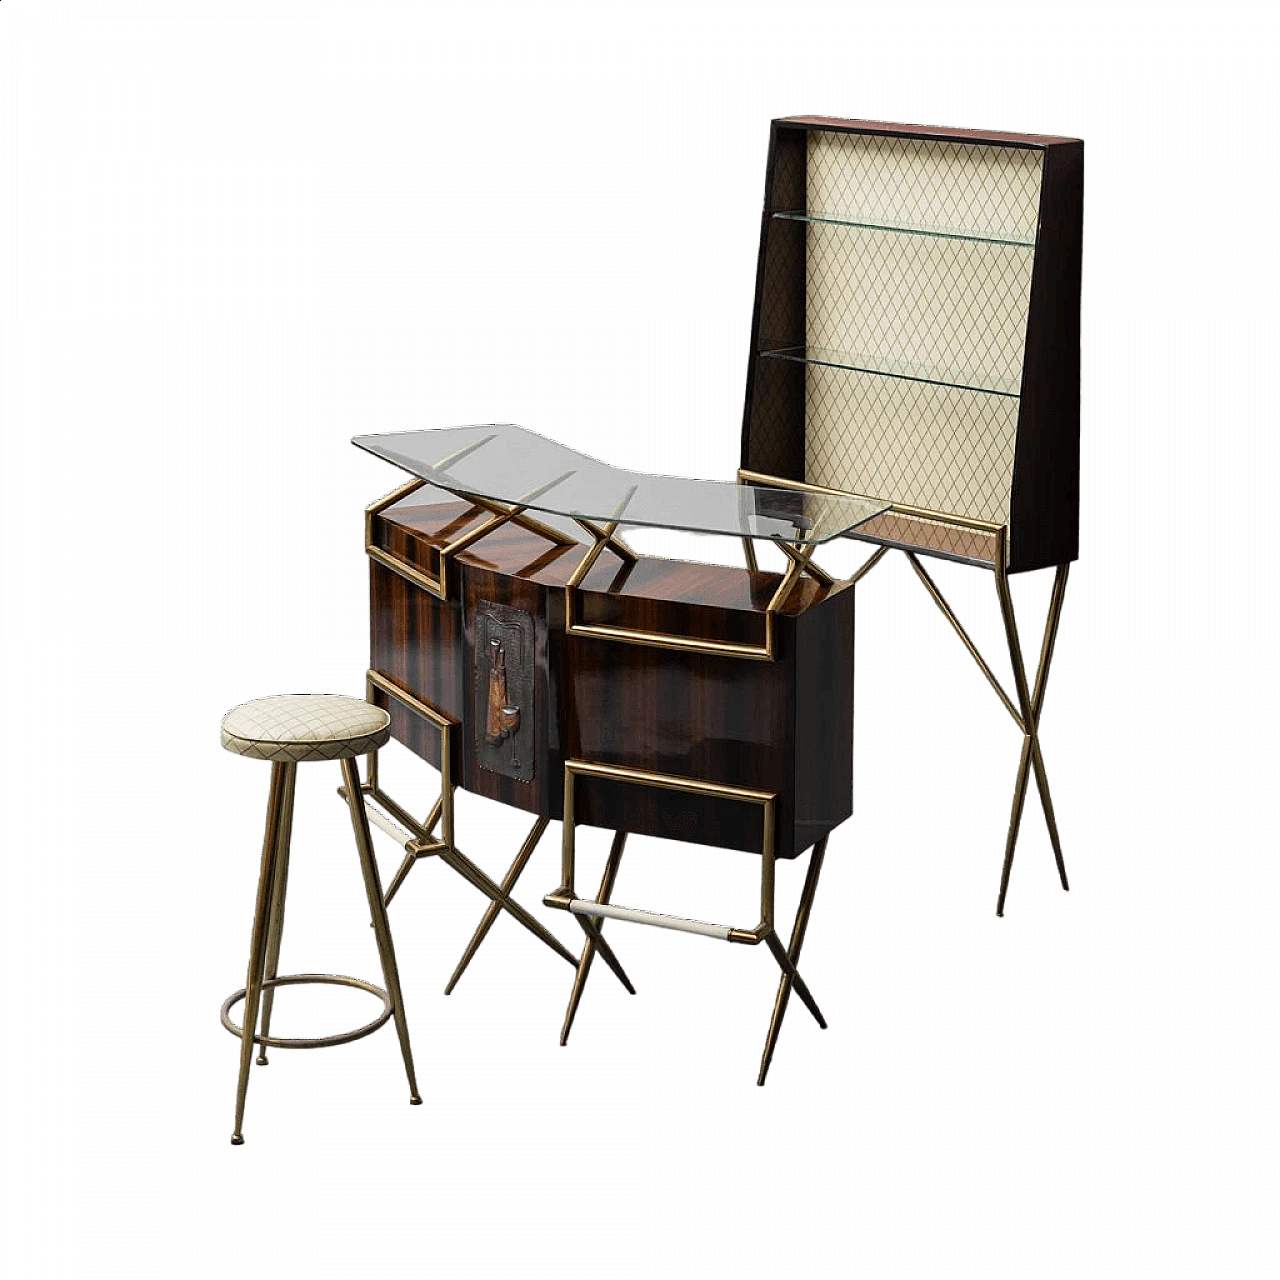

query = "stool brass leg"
[[231, 761, 293, 1145], [341, 758, 422, 1105], [560, 832, 627, 1046], [255, 765, 297, 1065]]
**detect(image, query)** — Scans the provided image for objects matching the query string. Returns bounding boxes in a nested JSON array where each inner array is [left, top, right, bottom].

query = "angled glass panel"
[[757, 343, 1022, 398], [771, 209, 1035, 248], [354, 424, 888, 545]]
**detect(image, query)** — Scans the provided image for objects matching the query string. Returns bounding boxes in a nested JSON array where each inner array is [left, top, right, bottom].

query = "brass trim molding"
[[365, 478, 576, 602], [547, 758, 830, 1084], [551, 759, 778, 942], [564, 523, 822, 662], [365, 669, 457, 869]]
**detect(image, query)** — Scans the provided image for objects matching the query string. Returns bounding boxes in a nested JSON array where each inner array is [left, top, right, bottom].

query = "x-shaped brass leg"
[[559, 831, 631, 1045], [354, 673, 590, 984], [906, 552, 1071, 915], [994, 561, 1070, 916], [776, 539, 835, 588], [439, 842, 578, 971], [339, 774, 580, 973], [742, 532, 839, 586], [445, 815, 557, 993], [758, 837, 828, 1085]]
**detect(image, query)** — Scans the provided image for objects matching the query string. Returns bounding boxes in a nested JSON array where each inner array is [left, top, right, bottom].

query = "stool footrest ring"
[[221, 973, 393, 1049]]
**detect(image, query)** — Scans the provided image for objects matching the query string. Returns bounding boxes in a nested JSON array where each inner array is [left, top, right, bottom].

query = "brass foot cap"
[[410, 1096, 423, 1105], [256, 1056, 269, 1065], [231, 1135, 245, 1145]]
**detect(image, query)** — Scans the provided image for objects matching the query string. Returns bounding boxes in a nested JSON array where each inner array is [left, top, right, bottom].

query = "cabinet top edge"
[[774, 116, 1082, 149]]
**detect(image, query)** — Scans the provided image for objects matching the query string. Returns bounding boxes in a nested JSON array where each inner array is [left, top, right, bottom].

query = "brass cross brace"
[[906, 548, 1071, 914]]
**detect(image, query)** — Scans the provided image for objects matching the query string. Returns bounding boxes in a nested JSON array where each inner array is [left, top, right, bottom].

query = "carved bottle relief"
[[474, 601, 535, 781], [486, 639, 508, 742]]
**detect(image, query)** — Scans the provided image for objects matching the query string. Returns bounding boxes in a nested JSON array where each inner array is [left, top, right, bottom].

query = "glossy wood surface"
[[370, 492, 854, 855], [370, 562, 458, 771], [1009, 138, 1082, 572], [793, 581, 855, 852], [777, 115, 1080, 148], [849, 511, 1000, 569]]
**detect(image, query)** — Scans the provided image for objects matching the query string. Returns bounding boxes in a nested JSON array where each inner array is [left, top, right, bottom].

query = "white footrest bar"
[[361, 794, 417, 850], [570, 899, 732, 941]]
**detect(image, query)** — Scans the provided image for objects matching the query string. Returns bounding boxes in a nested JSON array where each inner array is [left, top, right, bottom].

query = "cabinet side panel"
[[792, 586, 854, 853], [742, 123, 807, 481], [1010, 140, 1082, 572], [369, 560, 464, 770]]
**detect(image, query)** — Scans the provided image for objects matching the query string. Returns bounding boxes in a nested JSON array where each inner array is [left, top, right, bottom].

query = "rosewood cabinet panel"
[[368, 491, 854, 857]]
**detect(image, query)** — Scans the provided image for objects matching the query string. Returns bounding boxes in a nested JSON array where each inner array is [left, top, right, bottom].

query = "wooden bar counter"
[[369, 488, 854, 859]]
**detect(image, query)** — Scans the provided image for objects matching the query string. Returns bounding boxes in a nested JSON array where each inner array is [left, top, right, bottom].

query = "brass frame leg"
[[354, 681, 576, 974], [341, 758, 422, 1105], [560, 832, 628, 1045], [572, 914, 635, 997], [909, 550, 1071, 916], [994, 562, 1071, 916], [444, 816, 551, 994], [231, 761, 295, 1144], [758, 837, 828, 1086], [254, 766, 297, 1065], [439, 845, 579, 967], [382, 794, 444, 908]]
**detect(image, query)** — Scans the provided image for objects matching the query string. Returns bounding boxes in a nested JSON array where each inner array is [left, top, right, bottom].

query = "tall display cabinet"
[[740, 116, 1083, 913]]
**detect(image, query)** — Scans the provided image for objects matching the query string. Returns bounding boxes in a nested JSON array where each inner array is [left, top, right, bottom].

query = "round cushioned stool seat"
[[221, 694, 390, 763]]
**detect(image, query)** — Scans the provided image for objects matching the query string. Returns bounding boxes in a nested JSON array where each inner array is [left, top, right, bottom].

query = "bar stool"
[[220, 693, 422, 1144]]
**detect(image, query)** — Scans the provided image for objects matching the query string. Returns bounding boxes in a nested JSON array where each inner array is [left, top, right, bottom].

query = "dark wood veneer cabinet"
[[370, 492, 854, 857]]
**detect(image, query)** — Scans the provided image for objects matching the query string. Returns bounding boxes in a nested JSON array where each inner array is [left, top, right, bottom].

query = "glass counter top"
[[354, 424, 888, 546]]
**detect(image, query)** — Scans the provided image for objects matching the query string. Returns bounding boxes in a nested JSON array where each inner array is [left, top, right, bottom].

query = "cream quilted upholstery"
[[802, 131, 1042, 534], [221, 694, 390, 763]]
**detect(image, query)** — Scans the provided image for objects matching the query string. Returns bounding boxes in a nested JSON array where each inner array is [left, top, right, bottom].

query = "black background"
[[194, 107, 1105, 1152]]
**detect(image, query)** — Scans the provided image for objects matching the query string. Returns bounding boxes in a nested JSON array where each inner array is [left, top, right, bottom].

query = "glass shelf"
[[757, 343, 1022, 398], [771, 208, 1035, 248], [354, 424, 889, 546]]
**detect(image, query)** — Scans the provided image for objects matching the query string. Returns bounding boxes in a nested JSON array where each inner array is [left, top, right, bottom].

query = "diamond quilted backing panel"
[[804, 225, 1033, 395], [802, 131, 1042, 532], [805, 130, 1042, 241], [805, 365, 1020, 526]]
